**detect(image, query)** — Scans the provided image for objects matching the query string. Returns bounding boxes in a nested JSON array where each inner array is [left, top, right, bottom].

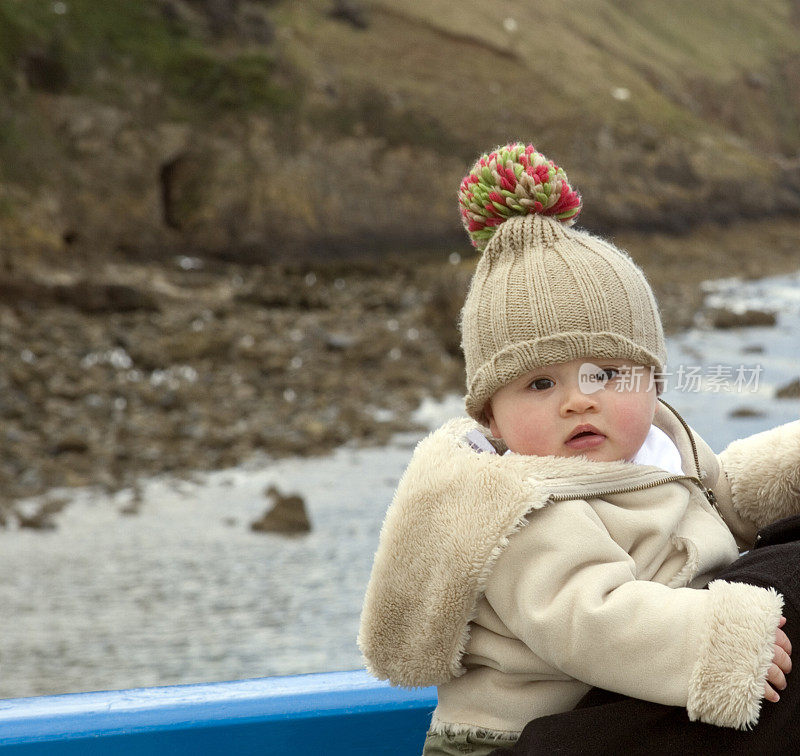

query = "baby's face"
[[485, 358, 657, 462]]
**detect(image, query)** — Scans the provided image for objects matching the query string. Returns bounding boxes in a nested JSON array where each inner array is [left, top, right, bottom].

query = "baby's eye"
[[602, 368, 621, 381], [529, 377, 555, 391]]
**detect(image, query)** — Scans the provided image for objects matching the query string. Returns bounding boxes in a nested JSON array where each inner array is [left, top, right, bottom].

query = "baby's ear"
[[484, 401, 501, 439]]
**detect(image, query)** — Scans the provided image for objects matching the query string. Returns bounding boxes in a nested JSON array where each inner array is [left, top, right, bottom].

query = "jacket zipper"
[[549, 474, 702, 503], [658, 399, 720, 512]]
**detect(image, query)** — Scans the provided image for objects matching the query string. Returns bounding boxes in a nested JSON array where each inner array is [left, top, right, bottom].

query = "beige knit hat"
[[458, 144, 666, 424]]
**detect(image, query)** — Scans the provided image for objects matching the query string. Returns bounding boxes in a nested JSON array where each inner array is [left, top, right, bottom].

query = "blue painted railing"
[[0, 670, 437, 755]]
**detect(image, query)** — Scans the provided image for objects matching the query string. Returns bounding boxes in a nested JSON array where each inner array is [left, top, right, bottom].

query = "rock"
[[776, 378, 800, 399], [15, 497, 68, 530], [324, 331, 357, 350], [9, 363, 35, 388], [235, 283, 329, 310], [329, 0, 368, 29], [118, 487, 143, 515], [203, 0, 240, 36], [53, 281, 160, 313], [50, 434, 89, 455], [250, 485, 311, 535], [706, 308, 777, 329], [22, 44, 69, 94], [302, 419, 328, 443], [159, 152, 211, 231], [129, 330, 230, 368], [241, 11, 274, 44], [728, 406, 765, 418]]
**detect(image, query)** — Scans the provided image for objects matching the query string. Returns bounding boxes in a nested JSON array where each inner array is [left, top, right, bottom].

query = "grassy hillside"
[[1, 0, 799, 256], [286, 0, 800, 227]]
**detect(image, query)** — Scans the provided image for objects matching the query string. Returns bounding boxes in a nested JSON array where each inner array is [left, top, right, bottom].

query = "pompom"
[[457, 143, 582, 250]]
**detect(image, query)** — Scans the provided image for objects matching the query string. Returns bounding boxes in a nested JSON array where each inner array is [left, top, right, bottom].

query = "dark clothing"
[[490, 516, 800, 756]]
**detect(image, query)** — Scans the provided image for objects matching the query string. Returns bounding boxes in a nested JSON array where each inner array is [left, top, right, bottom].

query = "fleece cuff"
[[719, 421, 800, 529], [687, 580, 783, 730]]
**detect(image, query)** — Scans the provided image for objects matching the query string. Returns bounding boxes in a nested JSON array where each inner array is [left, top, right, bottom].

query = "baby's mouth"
[[565, 425, 606, 450]]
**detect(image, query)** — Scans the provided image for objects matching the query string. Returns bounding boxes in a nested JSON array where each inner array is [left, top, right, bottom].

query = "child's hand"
[[765, 616, 792, 703]]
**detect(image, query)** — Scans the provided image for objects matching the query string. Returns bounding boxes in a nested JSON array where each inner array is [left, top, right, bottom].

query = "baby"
[[358, 144, 799, 756]]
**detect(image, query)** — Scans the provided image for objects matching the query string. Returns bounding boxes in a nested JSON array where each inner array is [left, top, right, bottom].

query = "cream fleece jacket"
[[359, 402, 800, 736]]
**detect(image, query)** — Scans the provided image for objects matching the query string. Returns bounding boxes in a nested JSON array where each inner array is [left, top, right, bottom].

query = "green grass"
[[0, 0, 301, 115]]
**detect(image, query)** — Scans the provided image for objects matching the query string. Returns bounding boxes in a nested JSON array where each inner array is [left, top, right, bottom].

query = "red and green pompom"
[[458, 143, 582, 250]]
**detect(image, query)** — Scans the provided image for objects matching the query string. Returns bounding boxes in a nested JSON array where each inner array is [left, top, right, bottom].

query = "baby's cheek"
[[615, 395, 656, 436]]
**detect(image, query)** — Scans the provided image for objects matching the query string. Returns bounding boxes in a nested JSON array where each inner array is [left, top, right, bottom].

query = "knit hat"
[[458, 143, 666, 424]]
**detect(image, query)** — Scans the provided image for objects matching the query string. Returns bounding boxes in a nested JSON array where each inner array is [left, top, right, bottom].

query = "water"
[[0, 442, 419, 698], [662, 271, 800, 447], [0, 274, 797, 699]]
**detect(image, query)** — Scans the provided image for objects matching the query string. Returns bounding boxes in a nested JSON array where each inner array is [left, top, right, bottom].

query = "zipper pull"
[[702, 484, 719, 512]]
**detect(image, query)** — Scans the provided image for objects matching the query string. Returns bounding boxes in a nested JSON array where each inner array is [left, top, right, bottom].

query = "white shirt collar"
[[631, 425, 684, 475]]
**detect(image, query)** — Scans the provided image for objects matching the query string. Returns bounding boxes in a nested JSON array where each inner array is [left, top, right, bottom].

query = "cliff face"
[[2, 0, 800, 260]]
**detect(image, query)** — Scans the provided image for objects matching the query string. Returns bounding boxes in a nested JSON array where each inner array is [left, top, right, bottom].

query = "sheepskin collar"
[[358, 403, 705, 688]]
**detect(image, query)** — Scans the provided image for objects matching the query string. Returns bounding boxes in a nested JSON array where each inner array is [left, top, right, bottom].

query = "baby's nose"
[[561, 386, 598, 414]]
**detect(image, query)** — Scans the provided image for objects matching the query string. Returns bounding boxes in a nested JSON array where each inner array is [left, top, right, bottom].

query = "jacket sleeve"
[[484, 499, 783, 730], [716, 420, 800, 534]]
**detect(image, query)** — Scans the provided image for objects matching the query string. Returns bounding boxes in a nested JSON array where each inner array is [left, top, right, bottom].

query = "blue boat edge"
[[0, 669, 437, 755]]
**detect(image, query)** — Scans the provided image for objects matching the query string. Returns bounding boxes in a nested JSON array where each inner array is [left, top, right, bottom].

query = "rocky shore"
[[1, 216, 799, 526]]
